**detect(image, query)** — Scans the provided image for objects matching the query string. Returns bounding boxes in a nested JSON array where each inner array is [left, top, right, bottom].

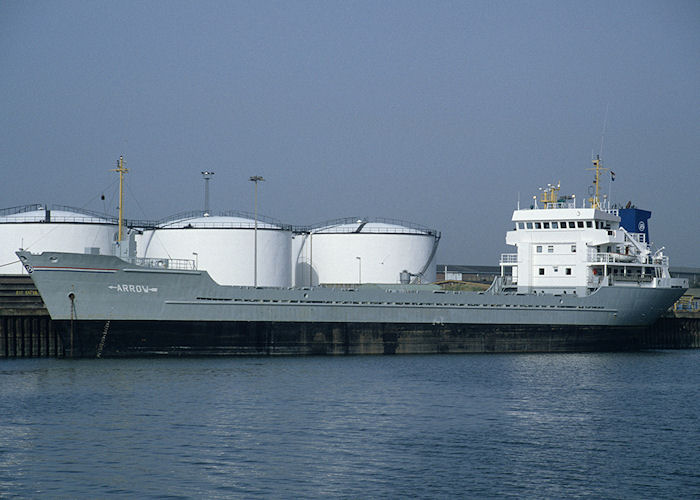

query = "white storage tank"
[[0, 204, 117, 274], [293, 217, 440, 286], [140, 211, 292, 287]]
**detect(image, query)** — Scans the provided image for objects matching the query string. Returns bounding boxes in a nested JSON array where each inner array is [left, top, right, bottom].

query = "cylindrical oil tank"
[[140, 211, 291, 287], [0, 204, 118, 274], [293, 217, 440, 286]]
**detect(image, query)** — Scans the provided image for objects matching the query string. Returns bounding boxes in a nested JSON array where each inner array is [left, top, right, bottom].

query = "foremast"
[[111, 155, 128, 243]]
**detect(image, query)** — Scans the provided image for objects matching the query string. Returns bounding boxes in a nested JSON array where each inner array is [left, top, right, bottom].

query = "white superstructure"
[[139, 211, 292, 287], [292, 217, 440, 286], [499, 158, 683, 295], [0, 205, 117, 274]]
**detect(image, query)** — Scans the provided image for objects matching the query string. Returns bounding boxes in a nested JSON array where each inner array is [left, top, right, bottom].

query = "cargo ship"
[[16, 157, 687, 356]]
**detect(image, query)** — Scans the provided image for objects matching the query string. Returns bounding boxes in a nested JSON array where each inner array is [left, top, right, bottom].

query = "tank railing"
[[0, 203, 44, 217], [0, 203, 118, 224], [128, 257, 196, 271], [302, 226, 439, 236], [102, 211, 438, 235], [40, 215, 116, 224], [297, 216, 440, 236], [150, 209, 291, 230], [154, 210, 207, 225], [125, 219, 158, 229], [159, 221, 284, 230], [219, 210, 291, 230], [51, 204, 117, 222]]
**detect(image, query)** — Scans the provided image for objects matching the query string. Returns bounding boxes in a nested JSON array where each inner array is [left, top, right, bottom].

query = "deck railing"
[[588, 252, 638, 264], [500, 253, 518, 264], [129, 257, 196, 271]]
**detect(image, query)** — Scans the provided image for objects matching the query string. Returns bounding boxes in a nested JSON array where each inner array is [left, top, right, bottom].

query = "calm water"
[[1, 352, 699, 498]]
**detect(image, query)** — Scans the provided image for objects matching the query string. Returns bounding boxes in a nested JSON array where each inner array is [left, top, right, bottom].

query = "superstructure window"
[[560, 223, 567, 230], [543, 222, 550, 229], [539, 268, 545, 275], [536, 246, 543, 253], [571, 244, 577, 253], [566, 268, 572, 275], [518, 222, 524, 229], [535, 222, 542, 229], [548, 245, 554, 253], [568, 222, 576, 228], [577, 221, 584, 228], [526, 222, 533, 229], [586, 221, 592, 228], [552, 222, 558, 229]]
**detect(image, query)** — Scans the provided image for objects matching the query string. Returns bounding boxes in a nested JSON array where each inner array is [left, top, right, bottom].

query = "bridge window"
[[535, 222, 542, 229], [552, 222, 558, 228], [543, 222, 550, 229], [577, 221, 584, 228], [568, 221, 576, 228], [586, 221, 593, 228], [526, 222, 533, 229], [518, 222, 524, 229]]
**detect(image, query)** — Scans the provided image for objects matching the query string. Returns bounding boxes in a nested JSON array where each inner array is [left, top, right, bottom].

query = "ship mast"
[[112, 155, 128, 242], [539, 182, 561, 209], [587, 154, 607, 209]]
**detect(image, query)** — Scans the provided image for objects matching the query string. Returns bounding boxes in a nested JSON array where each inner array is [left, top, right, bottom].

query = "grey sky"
[[1, 0, 698, 266]]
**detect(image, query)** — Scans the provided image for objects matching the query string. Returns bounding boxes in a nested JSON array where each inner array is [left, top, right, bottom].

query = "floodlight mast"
[[201, 171, 215, 215], [249, 175, 265, 287]]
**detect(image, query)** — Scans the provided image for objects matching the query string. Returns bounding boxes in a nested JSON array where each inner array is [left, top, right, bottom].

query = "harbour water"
[[1, 352, 699, 498]]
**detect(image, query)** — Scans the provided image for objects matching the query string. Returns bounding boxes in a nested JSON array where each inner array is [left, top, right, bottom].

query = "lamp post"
[[356, 256, 362, 285], [249, 176, 265, 287], [201, 171, 214, 215]]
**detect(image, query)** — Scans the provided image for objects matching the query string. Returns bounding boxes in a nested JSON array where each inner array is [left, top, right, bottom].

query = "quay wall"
[[0, 276, 63, 357]]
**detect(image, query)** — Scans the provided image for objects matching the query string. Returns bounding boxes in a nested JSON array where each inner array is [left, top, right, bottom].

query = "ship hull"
[[54, 319, 650, 357], [17, 251, 686, 357]]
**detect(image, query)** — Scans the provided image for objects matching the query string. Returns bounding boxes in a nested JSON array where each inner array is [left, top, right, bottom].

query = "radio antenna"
[[599, 103, 609, 157]]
